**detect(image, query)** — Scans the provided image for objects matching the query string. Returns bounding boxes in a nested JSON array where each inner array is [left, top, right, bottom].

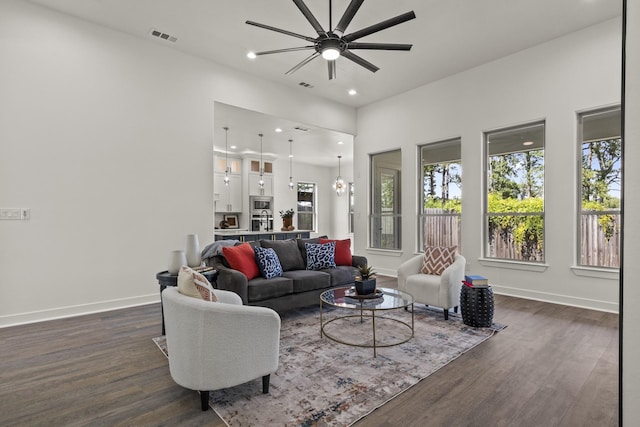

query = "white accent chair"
[[397, 254, 466, 320], [162, 287, 281, 411]]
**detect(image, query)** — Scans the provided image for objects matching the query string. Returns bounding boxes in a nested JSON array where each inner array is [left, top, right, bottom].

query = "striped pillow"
[[178, 265, 218, 302], [421, 246, 457, 275]]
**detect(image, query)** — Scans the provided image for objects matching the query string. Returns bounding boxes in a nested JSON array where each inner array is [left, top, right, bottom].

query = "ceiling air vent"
[[294, 126, 310, 132], [149, 28, 178, 43], [298, 82, 314, 88]]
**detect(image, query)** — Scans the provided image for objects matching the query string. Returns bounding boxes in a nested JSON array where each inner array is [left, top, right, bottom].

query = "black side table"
[[156, 269, 218, 335], [460, 285, 494, 328]]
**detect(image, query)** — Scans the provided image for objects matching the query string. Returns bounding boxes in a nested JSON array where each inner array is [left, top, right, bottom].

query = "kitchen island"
[[214, 230, 310, 242]]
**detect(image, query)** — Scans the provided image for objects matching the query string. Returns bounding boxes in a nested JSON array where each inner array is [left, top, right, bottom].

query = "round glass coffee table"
[[319, 286, 414, 357]]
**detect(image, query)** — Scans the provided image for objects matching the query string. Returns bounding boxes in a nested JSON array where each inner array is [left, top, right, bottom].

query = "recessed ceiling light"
[[247, 52, 257, 59], [275, 128, 282, 133], [348, 89, 357, 96], [230, 145, 237, 149], [523, 141, 534, 146], [337, 141, 344, 145]]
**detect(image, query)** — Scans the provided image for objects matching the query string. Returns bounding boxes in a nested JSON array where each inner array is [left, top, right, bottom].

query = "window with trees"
[[485, 122, 545, 262], [370, 150, 401, 250], [296, 182, 316, 231], [578, 107, 621, 268], [419, 139, 462, 252]]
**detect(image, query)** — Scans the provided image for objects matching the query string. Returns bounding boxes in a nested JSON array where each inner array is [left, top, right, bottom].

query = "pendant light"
[[258, 133, 265, 189], [334, 155, 345, 196], [288, 139, 295, 190], [223, 127, 230, 185]]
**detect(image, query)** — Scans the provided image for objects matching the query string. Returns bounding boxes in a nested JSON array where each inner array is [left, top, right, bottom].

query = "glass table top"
[[320, 287, 414, 310]]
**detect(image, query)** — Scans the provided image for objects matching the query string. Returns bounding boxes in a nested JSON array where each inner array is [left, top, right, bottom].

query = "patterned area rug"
[[153, 305, 504, 426]]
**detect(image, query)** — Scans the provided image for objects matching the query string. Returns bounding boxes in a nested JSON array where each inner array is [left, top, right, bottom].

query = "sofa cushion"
[[282, 270, 331, 293], [177, 265, 217, 302], [319, 238, 352, 266], [296, 236, 327, 267], [306, 242, 336, 270], [222, 243, 260, 280], [247, 276, 293, 302], [321, 265, 357, 287], [254, 246, 283, 279], [421, 246, 457, 275], [260, 239, 305, 271]]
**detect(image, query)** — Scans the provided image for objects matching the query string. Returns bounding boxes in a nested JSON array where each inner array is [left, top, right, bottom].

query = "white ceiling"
[[27, 0, 622, 166]]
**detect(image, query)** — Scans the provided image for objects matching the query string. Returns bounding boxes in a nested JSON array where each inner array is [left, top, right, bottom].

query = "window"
[[296, 182, 316, 231], [348, 182, 355, 234], [578, 107, 621, 268], [419, 139, 462, 252], [485, 122, 545, 262], [370, 150, 401, 250]]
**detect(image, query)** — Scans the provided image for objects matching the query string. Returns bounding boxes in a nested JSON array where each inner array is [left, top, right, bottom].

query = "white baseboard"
[[377, 272, 618, 313], [0, 294, 160, 328], [487, 284, 618, 314]]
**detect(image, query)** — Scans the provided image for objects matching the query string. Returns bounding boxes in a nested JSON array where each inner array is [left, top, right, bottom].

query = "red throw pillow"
[[320, 238, 352, 266], [222, 243, 260, 280]]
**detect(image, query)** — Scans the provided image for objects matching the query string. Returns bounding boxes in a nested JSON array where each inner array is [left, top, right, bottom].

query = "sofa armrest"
[[208, 255, 250, 304], [352, 255, 368, 269]]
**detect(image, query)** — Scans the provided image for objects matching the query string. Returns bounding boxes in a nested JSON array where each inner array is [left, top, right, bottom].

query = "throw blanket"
[[201, 240, 239, 260]]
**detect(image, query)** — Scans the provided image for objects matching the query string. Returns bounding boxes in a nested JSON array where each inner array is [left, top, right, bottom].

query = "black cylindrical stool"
[[460, 285, 494, 327]]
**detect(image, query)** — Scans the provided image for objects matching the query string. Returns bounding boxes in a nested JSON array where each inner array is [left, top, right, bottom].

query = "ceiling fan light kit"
[[246, 0, 415, 80]]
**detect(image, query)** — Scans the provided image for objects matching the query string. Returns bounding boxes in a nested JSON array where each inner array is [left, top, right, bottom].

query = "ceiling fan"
[[246, 0, 416, 80]]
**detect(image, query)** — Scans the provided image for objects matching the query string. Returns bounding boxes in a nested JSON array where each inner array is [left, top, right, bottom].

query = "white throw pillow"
[[177, 265, 217, 302]]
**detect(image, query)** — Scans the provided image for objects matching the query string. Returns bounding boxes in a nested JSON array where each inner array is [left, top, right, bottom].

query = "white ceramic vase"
[[185, 234, 201, 267], [168, 250, 187, 274]]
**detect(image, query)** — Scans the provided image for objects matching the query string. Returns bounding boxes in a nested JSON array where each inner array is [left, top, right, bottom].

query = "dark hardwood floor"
[[0, 277, 618, 426]]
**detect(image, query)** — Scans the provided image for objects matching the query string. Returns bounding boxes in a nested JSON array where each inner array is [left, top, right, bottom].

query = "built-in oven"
[[250, 196, 273, 216]]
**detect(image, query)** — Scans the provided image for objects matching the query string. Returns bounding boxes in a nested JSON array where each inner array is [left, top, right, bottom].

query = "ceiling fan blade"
[[342, 11, 416, 43], [285, 51, 321, 75], [328, 60, 336, 80], [347, 42, 412, 51], [255, 46, 315, 56], [334, 0, 364, 35], [341, 50, 379, 73], [246, 20, 316, 42], [292, 0, 327, 37]]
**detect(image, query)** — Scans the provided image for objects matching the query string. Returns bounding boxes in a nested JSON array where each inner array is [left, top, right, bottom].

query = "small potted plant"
[[279, 209, 295, 231], [355, 264, 377, 295]]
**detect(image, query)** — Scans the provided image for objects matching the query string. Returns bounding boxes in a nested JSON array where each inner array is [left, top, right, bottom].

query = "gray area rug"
[[154, 305, 504, 426]]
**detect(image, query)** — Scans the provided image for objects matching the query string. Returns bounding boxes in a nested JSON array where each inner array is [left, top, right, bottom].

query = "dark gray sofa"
[[203, 237, 367, 313]]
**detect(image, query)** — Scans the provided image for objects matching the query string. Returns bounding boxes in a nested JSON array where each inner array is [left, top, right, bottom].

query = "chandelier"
[[334, 155, 345, 196], [288, 139, 294, 190]]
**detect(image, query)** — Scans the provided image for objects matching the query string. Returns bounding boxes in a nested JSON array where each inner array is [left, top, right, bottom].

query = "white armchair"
[[162, 287, 281, 410], [397, 253, 466, 320]]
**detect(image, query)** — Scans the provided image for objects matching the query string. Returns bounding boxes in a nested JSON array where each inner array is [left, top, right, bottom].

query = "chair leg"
[[444, 309, 449, 320], [454, 306, 458, 313], [200, 390, 209, 411], [262, 374, 270, 394]]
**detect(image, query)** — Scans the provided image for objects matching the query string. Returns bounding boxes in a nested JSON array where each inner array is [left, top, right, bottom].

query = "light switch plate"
[[0, 208, 30, 220], [0, 208, 22, 220]]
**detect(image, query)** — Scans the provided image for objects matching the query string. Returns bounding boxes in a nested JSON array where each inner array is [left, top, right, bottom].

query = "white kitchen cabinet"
[[214, 173, 242, 212], [248, 172, 273, 196]]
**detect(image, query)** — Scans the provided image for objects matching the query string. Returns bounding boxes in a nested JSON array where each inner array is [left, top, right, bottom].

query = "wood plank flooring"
[[0, 277, 618, 426]]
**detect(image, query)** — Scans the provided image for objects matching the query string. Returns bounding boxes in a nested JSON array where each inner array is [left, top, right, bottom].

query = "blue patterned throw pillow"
[[305, 242, 336, 270], [254, 246, 283, 279]]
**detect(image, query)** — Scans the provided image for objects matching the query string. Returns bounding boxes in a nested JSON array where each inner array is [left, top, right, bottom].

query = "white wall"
[[623, 0, 640, 422], [354, 18, 622, 312], [0, 0, 355, 326]]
